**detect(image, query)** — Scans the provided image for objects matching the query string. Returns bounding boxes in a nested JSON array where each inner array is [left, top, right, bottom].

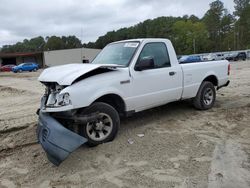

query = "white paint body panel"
[[62, 68, 131, 110], [38, 39, 229, 113], [181, 60, 229, 99]]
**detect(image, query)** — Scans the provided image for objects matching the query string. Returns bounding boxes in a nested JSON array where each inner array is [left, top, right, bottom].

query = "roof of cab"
[[110, 38, 170, 44]]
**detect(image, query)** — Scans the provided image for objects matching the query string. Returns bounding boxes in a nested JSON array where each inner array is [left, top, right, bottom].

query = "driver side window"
[[137, 42, 171, 69]]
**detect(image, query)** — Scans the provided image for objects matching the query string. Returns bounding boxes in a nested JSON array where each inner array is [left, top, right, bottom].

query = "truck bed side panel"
[[181, 60, 229, 99]]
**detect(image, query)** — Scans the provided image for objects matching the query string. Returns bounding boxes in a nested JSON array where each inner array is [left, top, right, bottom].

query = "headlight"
[[57, 93, 71, 106]]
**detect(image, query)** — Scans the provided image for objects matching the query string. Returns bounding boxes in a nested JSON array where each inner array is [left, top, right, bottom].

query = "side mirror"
[[135, 57, 155, 71]]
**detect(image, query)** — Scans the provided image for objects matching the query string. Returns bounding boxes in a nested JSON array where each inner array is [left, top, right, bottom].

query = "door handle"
[[169, 71, 176, 76]]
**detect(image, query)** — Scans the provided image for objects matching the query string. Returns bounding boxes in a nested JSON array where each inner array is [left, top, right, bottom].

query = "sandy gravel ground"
[[0, 61, 250, 188]]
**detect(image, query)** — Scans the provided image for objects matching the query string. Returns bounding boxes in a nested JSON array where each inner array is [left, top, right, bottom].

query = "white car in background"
[[203, 53, 225, 61]]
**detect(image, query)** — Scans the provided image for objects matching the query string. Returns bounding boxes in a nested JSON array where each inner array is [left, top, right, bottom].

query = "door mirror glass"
[[135, 57, 155, 71]]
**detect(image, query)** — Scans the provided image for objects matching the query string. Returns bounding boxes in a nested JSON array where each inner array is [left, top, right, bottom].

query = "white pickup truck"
[[37, 38, 230, 165]]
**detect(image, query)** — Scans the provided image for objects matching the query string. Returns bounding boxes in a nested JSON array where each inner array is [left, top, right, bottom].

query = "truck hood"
[[38, 64, 123, 85]]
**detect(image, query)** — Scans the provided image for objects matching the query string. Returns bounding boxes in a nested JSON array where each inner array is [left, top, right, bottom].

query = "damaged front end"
[[39, 82, 73, 112], [37, 83, 99, 166], [36, 64, 122, 166]]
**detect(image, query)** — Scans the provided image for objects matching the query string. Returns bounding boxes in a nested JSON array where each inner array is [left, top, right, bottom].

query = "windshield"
[[92, 42, 139, 66]]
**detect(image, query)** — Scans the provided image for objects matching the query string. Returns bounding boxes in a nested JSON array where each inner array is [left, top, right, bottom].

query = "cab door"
[[129, 42, 183, 111]]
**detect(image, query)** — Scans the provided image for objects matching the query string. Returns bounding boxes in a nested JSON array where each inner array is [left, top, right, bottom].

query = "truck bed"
[[181, 60, 229, 99]]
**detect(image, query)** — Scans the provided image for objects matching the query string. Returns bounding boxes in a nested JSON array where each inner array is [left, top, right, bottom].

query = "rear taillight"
[[228, 64, 231, 75]]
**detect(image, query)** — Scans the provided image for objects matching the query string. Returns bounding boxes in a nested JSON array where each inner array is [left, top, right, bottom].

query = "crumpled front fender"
[[37, 112, 87, 166]]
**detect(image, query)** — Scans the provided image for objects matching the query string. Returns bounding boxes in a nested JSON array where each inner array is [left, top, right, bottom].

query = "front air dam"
[[37, 112, 87, 166]]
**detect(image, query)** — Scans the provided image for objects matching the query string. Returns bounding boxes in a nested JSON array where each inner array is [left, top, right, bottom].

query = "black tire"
[[193, 81, 216, 110], [18, 69, 22, 73], [79, 102, 120, 147]]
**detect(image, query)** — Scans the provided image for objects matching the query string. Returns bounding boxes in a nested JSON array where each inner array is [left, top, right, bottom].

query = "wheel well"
[[203, 75, 218, 86], [94, 94, 126, 116]]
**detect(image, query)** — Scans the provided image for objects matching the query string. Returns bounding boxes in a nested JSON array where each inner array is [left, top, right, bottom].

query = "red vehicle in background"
[[0, 64, 16, 72]]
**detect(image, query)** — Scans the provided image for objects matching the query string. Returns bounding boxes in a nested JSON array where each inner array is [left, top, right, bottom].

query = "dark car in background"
[[0, 64, 16, 72], [226, 52, 247, 61], [179, 55, 202, 64], [12, 63, 39, 73]]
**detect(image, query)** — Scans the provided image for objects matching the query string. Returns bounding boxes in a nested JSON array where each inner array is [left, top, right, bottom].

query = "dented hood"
[[38, 63, 122, 85]]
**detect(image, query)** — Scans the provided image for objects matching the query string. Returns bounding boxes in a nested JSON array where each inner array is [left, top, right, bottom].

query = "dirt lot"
[[0, 61, 250, 188]]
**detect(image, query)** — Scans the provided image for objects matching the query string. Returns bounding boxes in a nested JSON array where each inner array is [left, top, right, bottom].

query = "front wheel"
[[79, 102, 120, 147], [193, 81, 216, 110]]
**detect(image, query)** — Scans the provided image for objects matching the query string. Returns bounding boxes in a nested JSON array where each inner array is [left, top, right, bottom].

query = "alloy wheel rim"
[[203, 88, 214, 105], [86, 113, 113, 141]]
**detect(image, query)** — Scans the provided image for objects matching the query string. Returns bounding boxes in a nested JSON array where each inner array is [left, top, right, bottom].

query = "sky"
[[0, 0, 235, 47]]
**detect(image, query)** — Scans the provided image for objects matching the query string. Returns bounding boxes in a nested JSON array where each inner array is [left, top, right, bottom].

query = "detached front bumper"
[[37, 112, 87, 166]]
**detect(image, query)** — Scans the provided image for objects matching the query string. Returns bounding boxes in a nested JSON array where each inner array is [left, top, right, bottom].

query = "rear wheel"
[[193, 81, 216, 110], [79, 102, 120, 147]]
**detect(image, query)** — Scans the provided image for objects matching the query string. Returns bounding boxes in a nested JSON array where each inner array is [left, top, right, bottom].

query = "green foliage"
[[234, 0, 250, 49], [1, 36, 45, 53], [44, 36, 64, 51], [1, 35, 82, 53], [172, 20, 209, 54], [234, 0, 250, 16], [61, 36, 82, 49], [91, 16, 183, 49], [203, 1, 228, 51]]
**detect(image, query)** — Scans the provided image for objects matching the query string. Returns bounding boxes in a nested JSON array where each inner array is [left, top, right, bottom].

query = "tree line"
[[0, 36, 82, 53], [1, 0, 249, 55]]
